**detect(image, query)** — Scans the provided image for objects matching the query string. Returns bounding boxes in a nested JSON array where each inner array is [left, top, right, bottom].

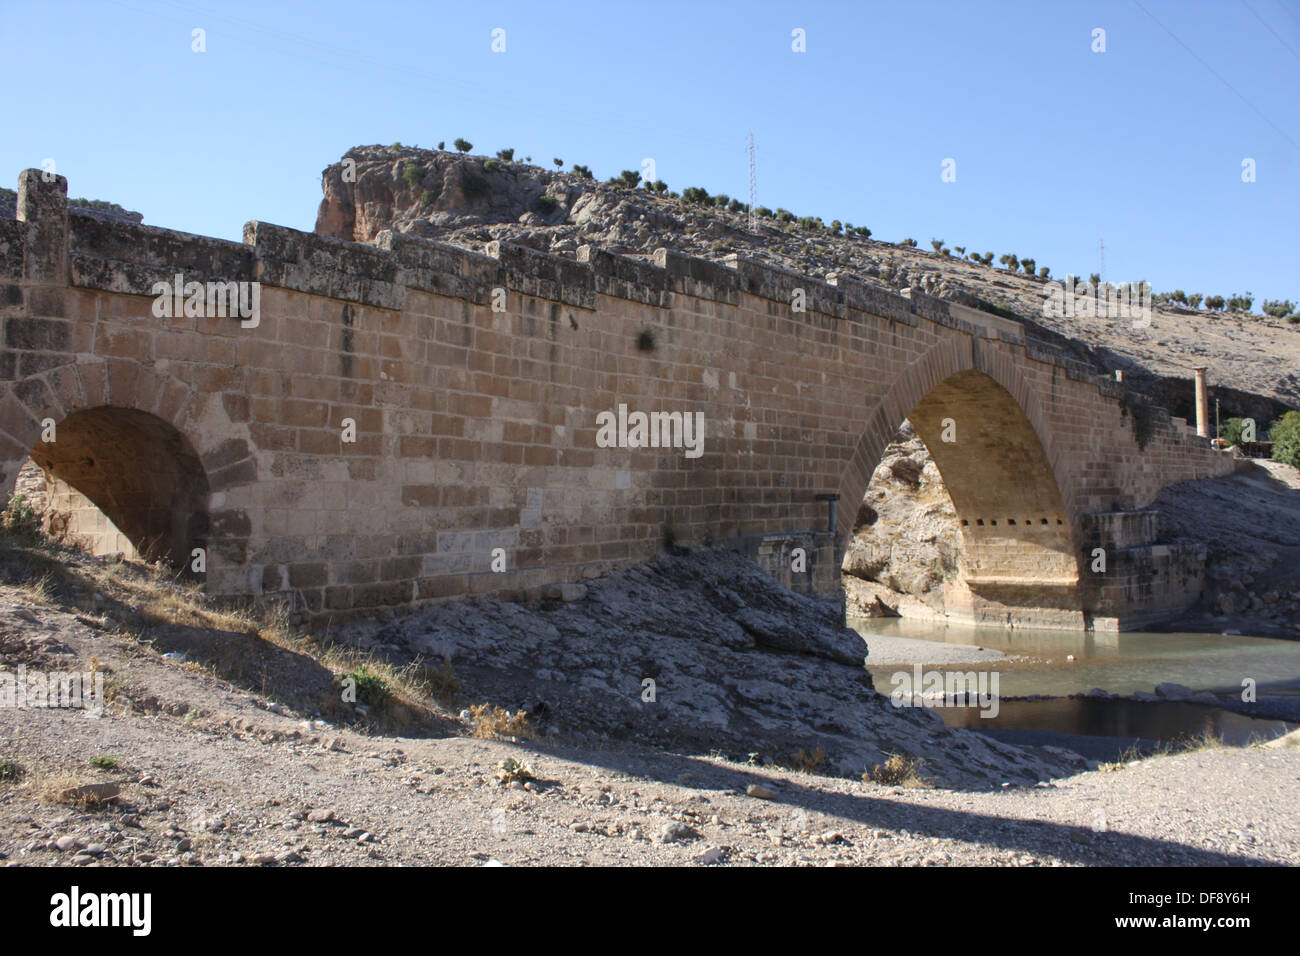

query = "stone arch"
[[838, 336, 1085, 628], [1, 357, 253, 576]]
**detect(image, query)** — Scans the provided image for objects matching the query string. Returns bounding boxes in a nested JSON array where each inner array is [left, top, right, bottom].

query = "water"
[[851, 616, 1300, 748]]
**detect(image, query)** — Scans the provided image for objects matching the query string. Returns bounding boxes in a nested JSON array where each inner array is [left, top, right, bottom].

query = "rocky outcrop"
[[338, 546, 1084, 788], [841, 421, 961, 611], [315, 145, 1300, 412]]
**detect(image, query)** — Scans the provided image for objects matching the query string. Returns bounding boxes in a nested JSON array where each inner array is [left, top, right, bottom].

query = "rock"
[[59, 782, 119, 804], [54, 836, 77, 851], [1132, 691, 1160, 702], [306, 809, 336, 823], [1188, 691, 1220, 705], [1086, 688, 1109, 698], [657, 821, 700, 844], [694, 846, 727, 865], [1154, 682, 1193, 701], [746, 784, 779, 801]]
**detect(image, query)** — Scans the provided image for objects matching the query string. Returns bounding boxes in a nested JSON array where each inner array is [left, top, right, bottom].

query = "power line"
[[1242, 0, 1300, 61], [1131, 0, 1300, 151]]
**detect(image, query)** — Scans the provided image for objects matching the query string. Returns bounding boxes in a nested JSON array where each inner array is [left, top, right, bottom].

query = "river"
[[851, 616, 1300, 757]]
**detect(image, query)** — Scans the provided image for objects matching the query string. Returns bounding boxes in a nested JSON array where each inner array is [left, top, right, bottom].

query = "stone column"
[[1193, 367, 1209, 438]]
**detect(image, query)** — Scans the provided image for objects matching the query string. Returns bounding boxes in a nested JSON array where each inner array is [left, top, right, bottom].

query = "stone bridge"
[[0, 171, 1232, 630]]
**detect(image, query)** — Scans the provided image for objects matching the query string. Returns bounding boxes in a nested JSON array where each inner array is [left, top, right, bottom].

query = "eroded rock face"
[[338, 547, 1080, 788], [842, 421, 961, 609]]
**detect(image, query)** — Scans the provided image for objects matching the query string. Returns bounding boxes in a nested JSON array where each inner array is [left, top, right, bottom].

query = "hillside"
[[315, 145, 1300, 421]]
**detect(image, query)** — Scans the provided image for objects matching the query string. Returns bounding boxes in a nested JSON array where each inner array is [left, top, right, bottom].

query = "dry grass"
[[0, 527, 459, 737], [1100, 730, 1223, 772], [30, 771, 120, 810], [864, 752, 935, 789], [470, 704, 536, 740], [782, 746, 828, 774]]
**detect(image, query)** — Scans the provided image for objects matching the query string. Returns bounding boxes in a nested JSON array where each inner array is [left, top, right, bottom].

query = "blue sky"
[[5, 0, 1298, 303]]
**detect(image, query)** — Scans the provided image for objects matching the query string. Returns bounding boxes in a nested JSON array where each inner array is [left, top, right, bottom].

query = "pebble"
[[746, 784, 779, 800], [657, 821, 699, 844], [694, 846, 727, 865]]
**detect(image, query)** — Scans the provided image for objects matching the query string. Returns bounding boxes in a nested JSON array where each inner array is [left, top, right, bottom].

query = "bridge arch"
[[838, 337, 1085, 628], [1, 358, 249, 576]]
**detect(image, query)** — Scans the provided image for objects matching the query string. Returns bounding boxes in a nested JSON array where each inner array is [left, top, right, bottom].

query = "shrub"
[[851, 226, 872, 238], [463, 173, 490, 198], [1220, 417, 1250, 446], [496, 148, 514, 161], [899, 238, 917, 247], [571, 164, 593, 179], [1039, 266, 1050, 278], [388, 142, 402, 152], [90, 755, 119, 770], [483, 159, 501, 172], [1270, 411, 1300, 468], [0, 759, 23, 781], [682, 186, 710, 204], [453, 138, 473, 153], [1262, 298, 1295, 318], [402, 164, 422, 187], [650, 180, 668, 194], [420, 188, 439, 206], [864, 753, 933, 788], [775, 208, 795, 223], [713, 193, 730, 207], [999, 253, 1019, 271], [1227, 293, 1254, 313], [755, 206, 773, 218], [930, 238, 944, 252], [534, 194, 558, 214], [727, 197, 744, 212], [1021, 257, 1036, 274], [470, 703, 535, 740], [1205, 294, 1226, 311], [343, 665, 390, 705], [1, 492, 43, 546], [612, 169, 640, 188]]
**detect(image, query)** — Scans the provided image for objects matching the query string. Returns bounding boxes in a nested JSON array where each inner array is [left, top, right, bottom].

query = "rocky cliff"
[[316, 145, 1300, 414]]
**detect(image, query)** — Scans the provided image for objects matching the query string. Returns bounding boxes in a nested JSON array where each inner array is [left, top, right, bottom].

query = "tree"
[[1021, 257, 1036, 275], [1262, 299, 1296, 318], [1039, 266, 1050, 278], [1205, 294, 1226, 311], [829, 220, 842, 235], [1270, 411, 1300, 468], [615, 170, 641, 188], [1220, 417, 1249, 446], [1000, 253, 1020, 271], [899, 238, 917, 247], [453, 138, 473, 153], [683, 186, 711, 204], [496, 148, 515, 161], [930, 238, 944, 252], [652, 180, 668, 194], [852, 226, 872, 238], [981, 251, 994, 266], [755, 206, 773, 218], [953, 246, 965, 256], [437, 141, 445, 150], [553, 158, 563, 168], [1187, 293, 1203, 308]]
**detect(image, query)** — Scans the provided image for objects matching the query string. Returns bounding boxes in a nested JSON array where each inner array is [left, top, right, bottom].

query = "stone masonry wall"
[[0, 170, 1233, 629]]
